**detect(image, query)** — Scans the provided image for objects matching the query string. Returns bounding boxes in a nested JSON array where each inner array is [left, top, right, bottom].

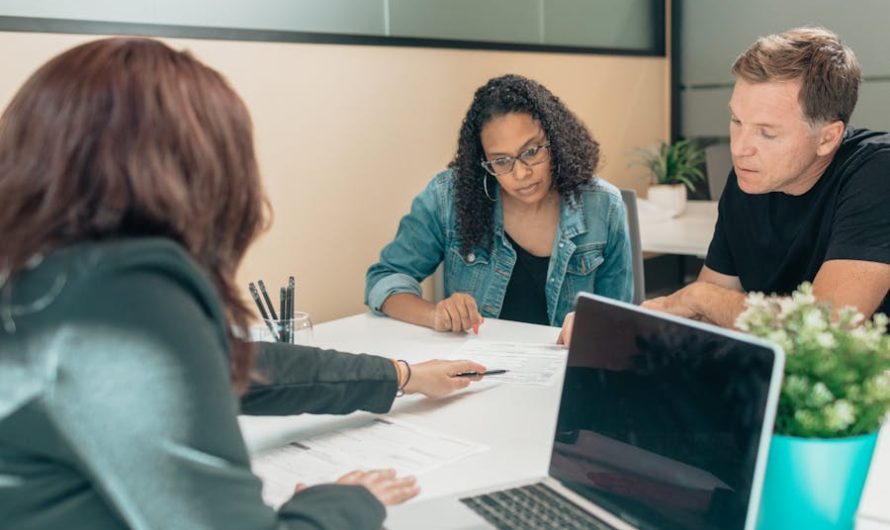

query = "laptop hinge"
[[543, 477, 640, 530]]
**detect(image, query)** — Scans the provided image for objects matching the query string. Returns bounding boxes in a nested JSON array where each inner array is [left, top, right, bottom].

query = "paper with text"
[[450, 340, 567, 386], [251, 417, 488, 507]]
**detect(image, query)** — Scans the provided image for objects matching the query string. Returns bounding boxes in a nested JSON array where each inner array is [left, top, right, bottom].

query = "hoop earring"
[[483, 174, 496, 202]]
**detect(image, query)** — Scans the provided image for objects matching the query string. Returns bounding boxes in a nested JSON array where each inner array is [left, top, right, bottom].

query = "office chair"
[[620, 188, 646, 305], [705, 142, 733, 200]]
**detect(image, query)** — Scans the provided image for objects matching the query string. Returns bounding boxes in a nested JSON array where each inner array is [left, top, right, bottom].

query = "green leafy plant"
[[635, 139, 706, 192], [736, 283, 890, 438]]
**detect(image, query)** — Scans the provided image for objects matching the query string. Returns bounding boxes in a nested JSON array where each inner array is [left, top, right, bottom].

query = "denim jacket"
[[365, 170, 633, 327]]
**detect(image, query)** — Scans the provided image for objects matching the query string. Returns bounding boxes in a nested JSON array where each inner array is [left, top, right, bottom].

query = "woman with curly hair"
[[366, 74, 633, 339]]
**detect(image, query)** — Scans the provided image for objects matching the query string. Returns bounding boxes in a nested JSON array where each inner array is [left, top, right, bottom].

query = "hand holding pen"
[[395, 360, 492, 399]]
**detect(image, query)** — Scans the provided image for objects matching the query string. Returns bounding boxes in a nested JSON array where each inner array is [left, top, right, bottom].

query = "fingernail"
[[472, 324, 479, 334]]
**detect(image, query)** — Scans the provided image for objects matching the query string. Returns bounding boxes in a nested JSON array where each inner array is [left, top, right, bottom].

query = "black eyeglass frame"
[[480, 142, 551, 176]]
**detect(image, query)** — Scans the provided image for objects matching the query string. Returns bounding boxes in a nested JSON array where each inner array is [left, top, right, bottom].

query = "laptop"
[[386, 293, 784, 530]]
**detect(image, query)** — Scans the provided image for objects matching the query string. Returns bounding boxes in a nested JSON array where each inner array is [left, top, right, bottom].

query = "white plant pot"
[[647, 184, 687, 217]]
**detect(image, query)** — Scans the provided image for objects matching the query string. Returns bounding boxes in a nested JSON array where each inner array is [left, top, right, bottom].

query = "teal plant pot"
[[757, 432, 879, 530]]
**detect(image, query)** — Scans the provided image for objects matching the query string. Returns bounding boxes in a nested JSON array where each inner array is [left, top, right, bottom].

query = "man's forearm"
[[684, 281, 748, 328]]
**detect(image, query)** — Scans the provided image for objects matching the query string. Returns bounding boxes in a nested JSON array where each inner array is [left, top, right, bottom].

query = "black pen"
[[287, 276, 295, 342], [257, 280, 278, 320], [249, 283, 280, 341], [279, 285, 289, 343], [287, 276, 295, 319], [455, 369, 509, 377]]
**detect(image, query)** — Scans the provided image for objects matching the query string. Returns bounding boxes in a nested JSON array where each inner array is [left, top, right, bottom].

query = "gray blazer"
[[0, 238, 398, 530]]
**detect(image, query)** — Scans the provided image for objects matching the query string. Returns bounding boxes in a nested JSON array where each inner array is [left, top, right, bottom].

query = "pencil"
[[279, 286, 289, 343], [257, 280, 278, 320], [287, 276, 295, 320], [249, 282, 279, 342], [287, 276, 295, 342]]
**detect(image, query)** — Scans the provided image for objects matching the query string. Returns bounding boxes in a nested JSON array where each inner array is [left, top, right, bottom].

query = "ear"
[[815, 121, 845, 156]]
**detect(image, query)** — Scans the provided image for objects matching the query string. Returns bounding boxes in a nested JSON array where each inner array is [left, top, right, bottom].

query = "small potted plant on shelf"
[[735, 283, 890, 530], [635, 138, 706, 216]]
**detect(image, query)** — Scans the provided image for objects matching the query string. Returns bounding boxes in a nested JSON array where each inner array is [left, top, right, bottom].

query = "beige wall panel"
[[0, 31, 668, 323]]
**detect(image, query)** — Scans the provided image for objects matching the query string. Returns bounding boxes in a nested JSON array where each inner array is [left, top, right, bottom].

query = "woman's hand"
[[432, 293, 484, 333], [399, 359, 488, 399], [335, 469, 420, 505], [557, 311, 575, 347]]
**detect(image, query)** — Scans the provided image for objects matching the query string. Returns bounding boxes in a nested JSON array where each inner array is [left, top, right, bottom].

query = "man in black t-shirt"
[[642, 27, 890, 328]]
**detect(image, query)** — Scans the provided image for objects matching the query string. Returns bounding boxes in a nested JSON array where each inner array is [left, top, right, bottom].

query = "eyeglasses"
[[480, 143, 551, 176]]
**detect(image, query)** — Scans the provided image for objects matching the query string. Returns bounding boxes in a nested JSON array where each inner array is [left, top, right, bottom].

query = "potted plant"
[[735, 283, 890, 530], [635, 139, 706, 216]]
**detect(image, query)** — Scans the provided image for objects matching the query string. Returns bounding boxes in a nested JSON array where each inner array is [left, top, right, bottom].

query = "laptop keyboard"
[[460, 482, 617, 529]]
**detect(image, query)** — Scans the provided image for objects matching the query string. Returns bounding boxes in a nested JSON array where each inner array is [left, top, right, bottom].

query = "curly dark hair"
[[449, 74, 600, 255]]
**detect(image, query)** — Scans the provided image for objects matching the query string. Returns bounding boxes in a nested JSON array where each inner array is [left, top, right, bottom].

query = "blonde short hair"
[[732, 27, 861, 125]]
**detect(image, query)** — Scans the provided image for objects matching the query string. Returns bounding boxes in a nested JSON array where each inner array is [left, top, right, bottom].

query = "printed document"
[[252, 417, 488, 507], [450, 340, 567, 386]]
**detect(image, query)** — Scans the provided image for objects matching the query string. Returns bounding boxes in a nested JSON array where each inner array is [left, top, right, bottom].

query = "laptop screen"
[[550, 294, 779, 530]]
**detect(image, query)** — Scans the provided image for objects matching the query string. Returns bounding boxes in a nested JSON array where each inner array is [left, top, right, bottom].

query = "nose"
[[512, 158, 534, 180], [731, 128, 756, 159]]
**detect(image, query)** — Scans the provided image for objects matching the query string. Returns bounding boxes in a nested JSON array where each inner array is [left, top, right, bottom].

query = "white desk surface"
[[240, 314, 563, 502], [639, 200, 718, 257], [240, 313, 890, 528]]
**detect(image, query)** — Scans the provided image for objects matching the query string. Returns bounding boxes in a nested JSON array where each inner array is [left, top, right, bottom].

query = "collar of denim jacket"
[[557, 192, 587, 240]]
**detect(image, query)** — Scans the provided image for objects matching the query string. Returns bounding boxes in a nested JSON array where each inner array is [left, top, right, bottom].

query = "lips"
[[515, 182, 540, 195], [735, 166, 758, 175], [733, 159, 757, 174]]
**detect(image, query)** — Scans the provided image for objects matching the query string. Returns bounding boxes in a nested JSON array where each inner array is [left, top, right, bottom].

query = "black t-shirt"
[[499, 232, 551, 325], [705, 127, 890, 316]]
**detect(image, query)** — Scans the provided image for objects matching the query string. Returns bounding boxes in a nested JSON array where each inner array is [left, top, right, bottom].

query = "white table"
[[240, 314, 563, 502], [240, 313, 890, 528], [639, 200, 718, 257]]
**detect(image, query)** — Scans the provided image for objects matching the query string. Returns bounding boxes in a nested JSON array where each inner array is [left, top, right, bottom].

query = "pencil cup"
[[255, 312, 314, 346]]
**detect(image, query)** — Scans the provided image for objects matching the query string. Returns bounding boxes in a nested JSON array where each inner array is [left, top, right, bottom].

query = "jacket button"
[[559, 242, 565, 248], [467, 252, 476, 263]]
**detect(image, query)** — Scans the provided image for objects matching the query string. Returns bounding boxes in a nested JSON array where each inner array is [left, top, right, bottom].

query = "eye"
[[760, 129, 777, 139], [492, 157, 513, 169], [519, 145, 541, 159], [730, 117, 741, 126]]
